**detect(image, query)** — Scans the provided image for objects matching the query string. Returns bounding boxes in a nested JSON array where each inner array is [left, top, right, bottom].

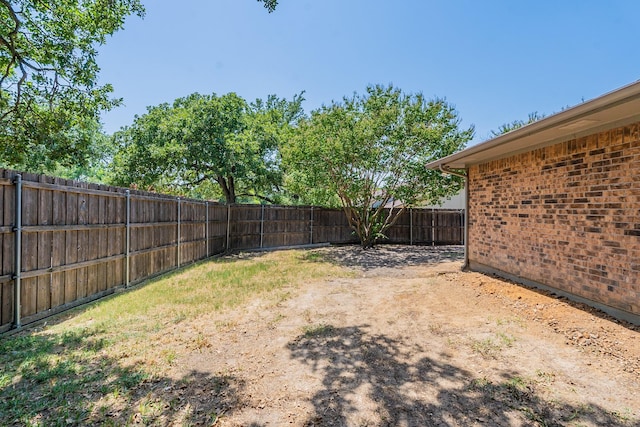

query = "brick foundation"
[[468, 122, 640, 318]]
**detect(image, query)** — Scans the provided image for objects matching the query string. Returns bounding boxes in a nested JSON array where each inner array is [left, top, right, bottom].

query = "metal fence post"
[[177, 197, 181, 267], [226, 204, 231, 251], [431, 208, 435, 246], [13, 174, 22, 329], [125, 190, 131, 287], [460, 209, 465, 246], [310, 206, 314, 244], [260, 204, 265, 249], [409, 208, 413, 245], [205, 201, 209, 257]]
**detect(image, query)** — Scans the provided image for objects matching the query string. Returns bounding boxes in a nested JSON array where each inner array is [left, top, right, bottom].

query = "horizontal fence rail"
[[0, 169, 464, 332]]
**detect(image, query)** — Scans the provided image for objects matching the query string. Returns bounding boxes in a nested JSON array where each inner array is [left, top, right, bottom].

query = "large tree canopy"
[[284, 84, 473, 248], [0, 0, 145, 171], [111, 91, 304, 204], [0, 0, 280, 173]]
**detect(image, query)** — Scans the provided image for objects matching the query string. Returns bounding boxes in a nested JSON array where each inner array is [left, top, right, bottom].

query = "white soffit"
[[426, 80, 640, 170]]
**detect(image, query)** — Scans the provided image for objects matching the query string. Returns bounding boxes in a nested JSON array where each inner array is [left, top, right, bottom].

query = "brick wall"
[[468, 122, 640, 317]]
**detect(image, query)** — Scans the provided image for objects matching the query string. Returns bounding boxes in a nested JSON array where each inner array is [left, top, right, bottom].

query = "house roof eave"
[[426, 80, 640, 170]]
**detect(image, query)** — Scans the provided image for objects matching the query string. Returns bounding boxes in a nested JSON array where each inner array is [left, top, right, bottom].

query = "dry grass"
[[0, 250, 350, 426]]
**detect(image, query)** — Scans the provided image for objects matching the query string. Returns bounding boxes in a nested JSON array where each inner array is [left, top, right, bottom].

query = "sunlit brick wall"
[[468, 123, 640, 317]]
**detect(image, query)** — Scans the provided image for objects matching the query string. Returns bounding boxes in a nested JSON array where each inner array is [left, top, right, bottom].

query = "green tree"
[[241, 92, 306, 203], [284, 84, 473, 248], [490, 111, 545, 137], [258, 0, 278, 12], [111, 91, 304, 203], [0, 0, 145, 172], [0, 0, 279, 173], [52, 122, 116, 183]]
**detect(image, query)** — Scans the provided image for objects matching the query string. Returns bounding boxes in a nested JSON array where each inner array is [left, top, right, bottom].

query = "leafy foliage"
[[257, 0, 278, 12], [51, 121, 117, 183], [0, 0, 145, 172], [111, 92, 304, 203], [284, 84, 473, 247], [490, 111, 545, 137]]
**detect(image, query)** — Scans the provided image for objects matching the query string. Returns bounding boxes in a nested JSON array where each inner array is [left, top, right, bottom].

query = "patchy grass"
[[470, 330, 517, 359], [471, 337, 503, 358], [302, 324, 335, 338], [496, 332, 516, 347], [0, 329, 150, 426], [81, 250, 346, 330], [428, 321, 446, 335], [0, 250, 349, 426]]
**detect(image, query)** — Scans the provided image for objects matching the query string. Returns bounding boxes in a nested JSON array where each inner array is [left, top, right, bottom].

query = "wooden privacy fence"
[[0, 170, 464, 333]]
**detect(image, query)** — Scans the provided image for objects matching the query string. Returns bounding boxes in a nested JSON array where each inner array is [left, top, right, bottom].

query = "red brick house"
[[427, 81, 640, 324]]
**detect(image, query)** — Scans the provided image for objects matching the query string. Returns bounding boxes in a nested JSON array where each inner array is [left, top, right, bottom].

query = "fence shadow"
[[0, 329, 244, 425], [305, 244, 464, 271], [287, 325, 631, 426]]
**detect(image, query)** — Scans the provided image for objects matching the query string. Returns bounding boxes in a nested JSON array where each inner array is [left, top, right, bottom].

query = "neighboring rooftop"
[[426, 80, 640, 170]]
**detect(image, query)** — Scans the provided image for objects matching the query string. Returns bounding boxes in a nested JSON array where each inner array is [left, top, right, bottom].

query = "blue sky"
[[98, 0, 640, 145]]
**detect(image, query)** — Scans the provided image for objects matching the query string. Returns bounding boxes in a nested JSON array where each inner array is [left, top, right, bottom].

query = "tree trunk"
[[360, 232, 376, 249], [354, 206, 406, 249], [217, 175, 236, 204], [227, 175, 236, 203]]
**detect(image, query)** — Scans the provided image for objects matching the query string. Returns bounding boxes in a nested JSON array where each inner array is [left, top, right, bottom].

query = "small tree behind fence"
[[0, 169, 464, 333]]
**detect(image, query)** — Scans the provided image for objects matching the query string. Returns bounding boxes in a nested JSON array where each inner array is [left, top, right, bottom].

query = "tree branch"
[[184, 175, 211, 187], [236, 192, 277, 205], [0, 0, 21, 36]]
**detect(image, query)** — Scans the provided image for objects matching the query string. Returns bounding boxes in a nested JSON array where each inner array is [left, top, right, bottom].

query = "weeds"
[[192, 334, 211, 351], [268, 313, 286, 329], [162, 349, 177, 365], [428, 322, 445, 335], [446, 336, 461, 349], [471, 337, 502, 358], [611, 408, 633, 422], [302, 324, 335, 338], [468, 377, 492, 390], [496, 332, 516, 347], [492, 316, 526, 329], [471, 332, 516, 358], [535, 370, 556, 384]]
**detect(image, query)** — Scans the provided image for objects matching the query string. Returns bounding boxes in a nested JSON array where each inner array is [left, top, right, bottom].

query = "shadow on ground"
[[305, 244, 464, 271], [288, 325, 632, 426], [0, 329, 243, 426]]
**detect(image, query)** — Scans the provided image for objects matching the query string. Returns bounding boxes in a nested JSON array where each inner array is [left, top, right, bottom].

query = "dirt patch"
[[130, 245, 639, 426], [309, 244, 464, 271]]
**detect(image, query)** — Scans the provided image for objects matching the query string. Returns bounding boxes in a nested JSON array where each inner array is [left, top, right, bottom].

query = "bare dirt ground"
[[134, 245, 639, 426]]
